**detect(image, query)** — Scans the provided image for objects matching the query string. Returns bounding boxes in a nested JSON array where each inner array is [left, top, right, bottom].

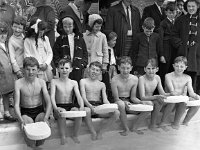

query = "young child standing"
[[24, 17, 53, 82], [0, 21, 16, 122], [9, 15, 26, 79], [83, 14, 109, 70], [160, 56, 200, 130], [111, 56, 151, 136], [159, 2, 177, 85], [132, 17, 161, 76], [138, 58, 169, 131], [80, 61, 119, 140], [50, 59, 84, 145], [53, 16, 88, 83]]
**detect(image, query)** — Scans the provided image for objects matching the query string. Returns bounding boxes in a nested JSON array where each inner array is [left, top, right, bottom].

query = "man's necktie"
[[126, 6, 131, 30]]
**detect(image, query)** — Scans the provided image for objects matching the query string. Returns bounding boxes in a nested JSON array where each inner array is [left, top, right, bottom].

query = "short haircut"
[[142, 17, 155, 30], [174, 56, 187, 65], [12, 15, 26, 28], [106, 31, 117, 42], [23, 57, 39, 68], [145, 58, 158, 67], [187, 0, 199, 5], [118, 56, 132, 66], [89, 61, 102, 70], [38, 21, 47, 31], [0, 21, 8, 34], [176, 0, 184, 3], [165, 2, 177, 11], [58, 58, 72, 68]]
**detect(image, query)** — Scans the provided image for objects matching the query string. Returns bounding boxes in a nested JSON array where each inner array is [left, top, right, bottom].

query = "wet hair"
[[58, 58, 72, 68], [25, 17, 47, 48], [165, 2, 177, 11], [174, 56, 187, 65], [144, 58, 158, 67], [0, 21, 8, 34], [118, 56, 132, 66], [142, 17, 155, 30], [23, 57, 39, 68], [89, 61, 102, 71], [12, 15, 26, 28]]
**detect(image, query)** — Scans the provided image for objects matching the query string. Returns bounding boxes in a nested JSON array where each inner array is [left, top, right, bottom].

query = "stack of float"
[[94, 104, 118, 114]]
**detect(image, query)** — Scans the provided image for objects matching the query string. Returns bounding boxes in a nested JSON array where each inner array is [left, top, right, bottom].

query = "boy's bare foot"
[[91, 132, 97, 141], [130, 129, 144, 135], [149, 126, 160, 132], [159, 123, 170, 132], [72, 136, 80, 144], [171, 124, 180, 130], [182, 122, 189, 126], [61, 137, 67, 145], [96, 131, 103, 140], [119, 130, 129, 136]]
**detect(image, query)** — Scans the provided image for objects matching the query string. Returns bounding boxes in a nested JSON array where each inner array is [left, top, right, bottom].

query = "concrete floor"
[[1, 121, 200, 150]]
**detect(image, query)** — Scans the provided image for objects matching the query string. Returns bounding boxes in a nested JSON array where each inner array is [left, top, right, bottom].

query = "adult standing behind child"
[[0, 21, 16, 122], [132, 17, 161, 76], [53, 16, 88, 83], [9, 15, 26, 79], [159, 2, 177, 85], [24, 17, 53, 83]]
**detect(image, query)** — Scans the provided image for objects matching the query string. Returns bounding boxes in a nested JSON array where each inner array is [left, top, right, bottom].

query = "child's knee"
[[113, 110, 120, 120], [85, 107, 92, 116], [116, 101, 126, 110]]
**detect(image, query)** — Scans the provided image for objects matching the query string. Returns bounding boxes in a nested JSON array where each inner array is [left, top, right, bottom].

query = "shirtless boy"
[[160, 56, 200, 129], [50, 58, 84, 145], [14, 57, 52, 147], [111, 56, 151, 135], [138, 58, 168, 131], [80, 61, 119, 140]]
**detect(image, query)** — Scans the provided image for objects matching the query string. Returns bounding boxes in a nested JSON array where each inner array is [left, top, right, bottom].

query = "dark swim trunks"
[[21, 105, 44, 121], [56, 103, 78, 111], [119, 97, 131, 102]]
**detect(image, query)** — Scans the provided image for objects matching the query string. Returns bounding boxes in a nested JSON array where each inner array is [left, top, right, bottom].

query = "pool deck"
[[1, 110, 200, 150]]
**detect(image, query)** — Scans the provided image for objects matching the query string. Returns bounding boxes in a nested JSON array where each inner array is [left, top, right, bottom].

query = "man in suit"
[[142, 0, 166, 33], [105, 0, 141, 58]]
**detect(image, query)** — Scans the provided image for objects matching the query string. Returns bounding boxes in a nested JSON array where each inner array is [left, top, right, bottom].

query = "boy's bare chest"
[[144, 80, 157, 93]]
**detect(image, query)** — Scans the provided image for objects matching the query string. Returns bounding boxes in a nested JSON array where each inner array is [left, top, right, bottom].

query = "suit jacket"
[[159, 18, 176, 62], [133, 32, 161, 68], [105, 1, 141, 57], [53, 33, 88, 82], [142, 3, 166, 33]]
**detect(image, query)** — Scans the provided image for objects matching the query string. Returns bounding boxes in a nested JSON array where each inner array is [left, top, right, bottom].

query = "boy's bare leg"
[[96, 110, 119, 139], [130, 112, 149, 134], [57, 117, 67, 145], [149, 101, 162, 132], [160, 104, 175, 127], [116, 101, 129, 136], [182, 106, 199, 126], [172, 102, 187, 129], [35, 113, 46, 147], [84, 107, 97, 140], [72, 117, 82, 143], [22, 115, 36, 148]]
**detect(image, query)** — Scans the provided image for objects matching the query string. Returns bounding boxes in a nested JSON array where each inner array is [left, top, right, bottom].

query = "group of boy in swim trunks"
[[14, 56, 200, 147]]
